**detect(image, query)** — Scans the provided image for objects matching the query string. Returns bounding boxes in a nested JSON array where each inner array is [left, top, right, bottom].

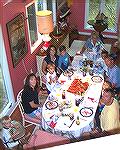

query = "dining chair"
[[17, 89, 41, 128]]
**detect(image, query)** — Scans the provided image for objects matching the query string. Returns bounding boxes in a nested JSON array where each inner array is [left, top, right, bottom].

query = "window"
[[26, 1, 42, 54], [85, 0, 119, 32], [0, 25, 15, 118], [27, 3, 38, 46]]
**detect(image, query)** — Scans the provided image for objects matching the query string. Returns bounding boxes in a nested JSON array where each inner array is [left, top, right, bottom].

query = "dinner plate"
[[45, 101, 58, 110], [91, 76, 103, 83], [63, 71, 74, 77], [79, 107, 93, 117]]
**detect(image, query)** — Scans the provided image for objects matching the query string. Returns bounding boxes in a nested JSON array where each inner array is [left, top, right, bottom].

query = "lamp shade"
[[36, 10, 54, 34]]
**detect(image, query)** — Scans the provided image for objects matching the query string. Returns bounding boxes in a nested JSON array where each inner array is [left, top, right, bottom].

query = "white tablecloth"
[[42, 69, 104, 138]]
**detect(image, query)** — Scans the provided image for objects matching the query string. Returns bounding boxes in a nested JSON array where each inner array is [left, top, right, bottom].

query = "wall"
[[69, 0, 119, 37], [1, 0, 42, 98]]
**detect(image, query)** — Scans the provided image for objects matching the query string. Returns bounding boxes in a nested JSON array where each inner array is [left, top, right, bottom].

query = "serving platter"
[[79, 107, 93, 117], [45, 101, 58, 110], [67, 79, 89, 95], [63, 70, 74, 77], [91, 76, 103, 83]]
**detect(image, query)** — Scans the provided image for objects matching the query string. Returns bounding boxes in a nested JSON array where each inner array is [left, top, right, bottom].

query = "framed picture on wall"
[[6, 13, 27, 68]]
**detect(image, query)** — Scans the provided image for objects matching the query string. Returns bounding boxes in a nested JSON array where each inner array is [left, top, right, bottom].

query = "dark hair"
[[24, 73, 38, 89], [104, 88, 115, 97], [47, 63, 55, 70], [104, 80, 112, 88], [101, 50, 108, 55], [59, 45, 66, 52], [46, 45, 57, 57]]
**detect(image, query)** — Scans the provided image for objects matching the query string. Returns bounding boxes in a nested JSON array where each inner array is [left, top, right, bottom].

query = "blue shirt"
[[58, 53, 70, 71], [108, 65, 120, 88], [84, 38, 103, 61]]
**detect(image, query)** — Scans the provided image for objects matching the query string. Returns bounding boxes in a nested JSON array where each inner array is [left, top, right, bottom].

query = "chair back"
[[17, 89, 40, 127]]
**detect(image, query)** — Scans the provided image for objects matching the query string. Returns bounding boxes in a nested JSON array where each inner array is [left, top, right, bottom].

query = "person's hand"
[[56, 76, 58, 81], [38, 90, 42, 96], [49, 76, 52, 84]]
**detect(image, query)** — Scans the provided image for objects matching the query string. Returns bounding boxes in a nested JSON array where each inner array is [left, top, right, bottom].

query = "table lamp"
[[36, 10, 54, 50]]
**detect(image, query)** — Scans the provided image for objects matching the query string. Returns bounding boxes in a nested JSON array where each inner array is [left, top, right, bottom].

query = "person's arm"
[[67, 53, 72, 66], [29, 101, 41, 108], [80, 44, 86, 54], [42, 59, 47, 75], [58, 56, 62, 69], [48, 76, 52, 84]]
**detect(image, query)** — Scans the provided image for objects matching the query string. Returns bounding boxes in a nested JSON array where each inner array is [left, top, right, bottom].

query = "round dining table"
[[42, 62, 104, 139]]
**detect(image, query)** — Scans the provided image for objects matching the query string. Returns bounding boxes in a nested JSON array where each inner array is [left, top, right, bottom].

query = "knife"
[[69, 119, 75, 128]]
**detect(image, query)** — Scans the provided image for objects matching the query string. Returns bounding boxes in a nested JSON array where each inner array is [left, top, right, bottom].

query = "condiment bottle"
[[76, 116, 80, 125], [83, 58, 87, 67], [82, 67, 87, 77], [62, 90, 66, 99]]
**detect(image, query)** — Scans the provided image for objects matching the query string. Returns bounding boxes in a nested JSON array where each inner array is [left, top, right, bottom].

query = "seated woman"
[[42, 45, 59, 76], [58, 45, 71, 71], [21, 73, 42, 120], [80, 30, 103, 62]]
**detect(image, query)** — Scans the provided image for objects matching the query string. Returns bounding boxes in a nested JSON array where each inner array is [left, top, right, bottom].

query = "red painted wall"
[[1, 0, 41, 98], [69, 0, 119, 36]]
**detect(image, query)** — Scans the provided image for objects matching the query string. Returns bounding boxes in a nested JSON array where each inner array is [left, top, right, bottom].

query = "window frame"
[[25, 0, 57, 54], [0, 25, 15, 118], [85, 0, 120, 33]]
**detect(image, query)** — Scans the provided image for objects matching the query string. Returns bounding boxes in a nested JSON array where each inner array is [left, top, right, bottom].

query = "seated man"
[[89, 88, 119, 139], [80, 30, 103, 62], [95, 50, 108, 75], [99, 88, 120, 132], [104, 54, 120, 94]]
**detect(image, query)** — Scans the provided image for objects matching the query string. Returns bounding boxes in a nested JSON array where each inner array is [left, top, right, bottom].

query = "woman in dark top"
[[42, 45, 59, 75], [21, 73, 42, 119]]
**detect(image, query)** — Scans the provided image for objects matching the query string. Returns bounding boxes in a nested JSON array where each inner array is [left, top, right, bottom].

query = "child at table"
[[0, 116, 20, 149], [46, 63, 58, 94], [0, 116, 31, 149], [58, 45, 71, 71]]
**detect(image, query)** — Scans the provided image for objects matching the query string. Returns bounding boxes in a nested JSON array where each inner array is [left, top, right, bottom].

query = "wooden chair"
[[17, 89, 41, 128]]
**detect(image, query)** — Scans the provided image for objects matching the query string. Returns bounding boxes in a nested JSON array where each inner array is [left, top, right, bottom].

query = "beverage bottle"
[[76, 116, 80, 125], [82, 66, 87, 77]]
